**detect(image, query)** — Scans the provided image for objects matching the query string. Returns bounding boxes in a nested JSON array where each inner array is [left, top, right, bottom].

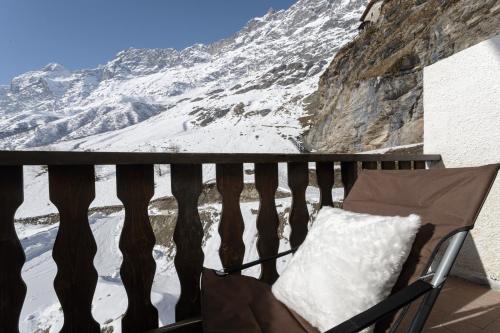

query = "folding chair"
[[153, 164, 499, 333]]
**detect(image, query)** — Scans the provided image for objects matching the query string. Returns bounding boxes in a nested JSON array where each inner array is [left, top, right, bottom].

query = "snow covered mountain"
[[4, 1, 368, 331], [0, 0, 365, 153]]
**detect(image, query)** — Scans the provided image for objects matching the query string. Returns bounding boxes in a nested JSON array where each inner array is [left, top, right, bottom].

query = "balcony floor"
[[412, 277, 500, 332]]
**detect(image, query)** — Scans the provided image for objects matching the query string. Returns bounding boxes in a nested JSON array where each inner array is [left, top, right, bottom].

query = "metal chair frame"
[[152, 230, 469, 333]]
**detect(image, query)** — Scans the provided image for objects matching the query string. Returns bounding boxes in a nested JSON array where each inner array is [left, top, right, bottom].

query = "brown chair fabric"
[[202, 164, 499, 333], [343, 164, 499, 332], [343, 164, 499, 289], [201, 268, 319, 333]]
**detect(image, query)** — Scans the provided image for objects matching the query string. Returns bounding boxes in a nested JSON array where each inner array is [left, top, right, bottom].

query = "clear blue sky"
[[0, 0, 296, 84]]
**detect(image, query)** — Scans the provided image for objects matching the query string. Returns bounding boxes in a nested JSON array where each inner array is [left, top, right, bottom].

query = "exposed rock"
[[207, 88, 225, 96], [190, 97, 204, 102], [192, 107, 231, 127], [150, 206, 220, 257], [34, 328, 51, 333], [308, 166, 344, 188], [244, 109, 272, 117], [16, 205, 123, 225], [233, 102, 246, 115], [100, 326, 114, 333], [305, 0, 500, 152]]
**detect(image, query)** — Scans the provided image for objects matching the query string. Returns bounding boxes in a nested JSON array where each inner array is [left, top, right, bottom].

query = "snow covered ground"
[[17, 187, 343, 332], [3, 0, 367, 330], [0, 0, 365, 154], [8, 0, 366, 220]]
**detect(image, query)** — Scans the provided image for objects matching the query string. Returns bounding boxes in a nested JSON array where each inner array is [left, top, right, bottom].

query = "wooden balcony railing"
[[0, 151, 441, 332]]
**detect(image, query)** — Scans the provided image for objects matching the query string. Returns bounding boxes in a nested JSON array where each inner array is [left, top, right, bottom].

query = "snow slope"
[[0, 0, 365, 154], [3, 0, 366, 331], [17, 190, 346, 332], [9, 0, 365, 219]]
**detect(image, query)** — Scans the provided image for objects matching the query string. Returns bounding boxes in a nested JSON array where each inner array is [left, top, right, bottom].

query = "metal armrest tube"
[[405, 230, 469, 333], [145, 317, 203, 333], [219, 247, 298, 275], [326, 280, 433, 333], [430, 231, 468, 287]]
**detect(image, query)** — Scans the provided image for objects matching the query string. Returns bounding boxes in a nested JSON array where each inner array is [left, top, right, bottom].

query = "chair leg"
[[406, 285, 443, 333], [406, 231, 469, 333]]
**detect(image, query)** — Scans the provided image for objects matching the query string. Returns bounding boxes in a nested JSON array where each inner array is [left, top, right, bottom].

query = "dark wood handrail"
[[0, 151, 441, 332], [0, 151, 441, 165]]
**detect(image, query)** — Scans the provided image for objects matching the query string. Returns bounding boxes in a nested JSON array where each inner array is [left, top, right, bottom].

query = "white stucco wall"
[[424, 35, 500, 290]]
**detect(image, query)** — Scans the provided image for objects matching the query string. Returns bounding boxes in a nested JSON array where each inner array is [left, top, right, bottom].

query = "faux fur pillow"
[[272, 207, 421, 332]]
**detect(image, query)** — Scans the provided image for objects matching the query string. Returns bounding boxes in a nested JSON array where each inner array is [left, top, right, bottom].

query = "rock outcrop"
[[304, 0, 500, 152]]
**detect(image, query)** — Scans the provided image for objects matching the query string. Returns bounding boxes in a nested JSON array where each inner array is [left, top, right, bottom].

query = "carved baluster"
[[287, 162, 309, 248], [362, 161, 378, 170], [341, 161, 358, 200], [171, 164, 204, 321], [381, 161, 396, 170], [414, 161, 426, 169], [216, 164, 245, 271], [255, 163, 280, 284], [399, 161, 412, 170], [48, 165, 100, 332], [316, 162, 334, 208], [116, 165, 158, 332], [0, 166, 26, 333]]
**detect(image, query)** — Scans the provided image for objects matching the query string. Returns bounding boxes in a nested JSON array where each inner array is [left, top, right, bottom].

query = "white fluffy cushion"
[[272, 207, 421, 332]]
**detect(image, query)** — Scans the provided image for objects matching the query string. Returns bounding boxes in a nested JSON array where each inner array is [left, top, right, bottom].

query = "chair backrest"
[[343, 164, 499, 292], [343, 164, 499, 332]]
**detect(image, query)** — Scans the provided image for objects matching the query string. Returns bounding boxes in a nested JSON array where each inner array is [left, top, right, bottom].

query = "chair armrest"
[[219, 247, 297, 275], [325, 280, 434, 333]]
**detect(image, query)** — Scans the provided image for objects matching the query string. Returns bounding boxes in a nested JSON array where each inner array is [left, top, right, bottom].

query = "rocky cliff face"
[[304, 0, 500, 152]]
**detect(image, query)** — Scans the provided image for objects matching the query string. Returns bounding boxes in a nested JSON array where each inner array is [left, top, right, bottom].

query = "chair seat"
[[201, 268, 319, 333]]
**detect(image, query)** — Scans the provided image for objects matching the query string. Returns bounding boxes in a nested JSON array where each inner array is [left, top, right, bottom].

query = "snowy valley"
[[0, 0, 367, 331], [0, 0, 365, 154]]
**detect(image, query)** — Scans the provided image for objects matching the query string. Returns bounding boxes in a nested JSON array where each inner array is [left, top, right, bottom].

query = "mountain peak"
[[42, 63, 66, 72], [0, 0, 365, 151]]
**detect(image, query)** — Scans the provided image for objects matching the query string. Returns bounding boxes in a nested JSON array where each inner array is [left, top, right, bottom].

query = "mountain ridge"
[[0, 0, 365, 152]]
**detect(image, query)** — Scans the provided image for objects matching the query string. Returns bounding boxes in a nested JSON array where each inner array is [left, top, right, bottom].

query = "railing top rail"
[[0, 151, 441, 166]]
